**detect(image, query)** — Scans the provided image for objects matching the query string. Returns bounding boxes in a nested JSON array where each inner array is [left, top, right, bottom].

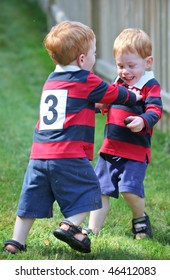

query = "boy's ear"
[[145, 56, 153, 69], [77, 54, 85, 67]]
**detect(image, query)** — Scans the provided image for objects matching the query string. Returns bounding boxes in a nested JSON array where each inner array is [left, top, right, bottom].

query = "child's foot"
[[53, 219, 91, 253], [3, 240, 26, 254], [135, 232, 149, 240], [132, 213, 153, 240]]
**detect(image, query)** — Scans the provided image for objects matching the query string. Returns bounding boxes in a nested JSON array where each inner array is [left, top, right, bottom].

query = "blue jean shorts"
[[95, 153, 148, 198], [17, 158, 102, 218]]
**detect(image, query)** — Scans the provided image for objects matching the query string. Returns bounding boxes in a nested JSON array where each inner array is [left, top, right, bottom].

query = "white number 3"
[[39, 89, 68, 130]]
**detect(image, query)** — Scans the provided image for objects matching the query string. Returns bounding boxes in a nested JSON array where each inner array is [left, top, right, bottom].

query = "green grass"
[[0, 0, 170, 260]]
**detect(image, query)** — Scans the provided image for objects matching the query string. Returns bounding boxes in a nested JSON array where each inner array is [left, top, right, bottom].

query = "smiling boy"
[[89, 28, 163, 239]]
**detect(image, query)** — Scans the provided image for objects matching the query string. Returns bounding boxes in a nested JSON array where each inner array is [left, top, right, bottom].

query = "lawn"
[[0, 0, 170, 261]]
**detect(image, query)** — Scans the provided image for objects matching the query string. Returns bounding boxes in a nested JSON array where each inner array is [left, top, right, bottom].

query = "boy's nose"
[[122, 68, 128, 74]]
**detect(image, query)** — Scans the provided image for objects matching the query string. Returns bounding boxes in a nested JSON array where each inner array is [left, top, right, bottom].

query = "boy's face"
[[115, 51, 152, 86], [81, 38, 96, 71]]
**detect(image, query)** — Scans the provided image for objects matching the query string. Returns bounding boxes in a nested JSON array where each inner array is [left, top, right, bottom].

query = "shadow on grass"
[[0, 240, 145, 260], [1, 235, 169, 260], [40, 247, 142, 260]]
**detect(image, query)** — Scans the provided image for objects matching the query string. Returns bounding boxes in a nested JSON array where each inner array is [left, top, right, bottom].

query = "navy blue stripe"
[[34, 125, 94, 143], [145, 78, 160, 87], [116, 86, 136, 106], [88, 81, 108, 102], [141, 111, 159, 129], [146, 96, 162, 108], [109, 103, 145, 115], [66, 97, 95, 113], [105, 124, 150, 148], [47, 70, 89, 83]]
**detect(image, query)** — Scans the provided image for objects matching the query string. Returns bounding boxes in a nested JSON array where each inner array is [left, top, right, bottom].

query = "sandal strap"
[[133, 216, 146, 224], [59, 219, 83, 234], [59, 219, 75, 227], [4, 239, 26, 252], [54, 220, 91, 253], [132, 213, 152, 238], [132, 216, 147, 233]]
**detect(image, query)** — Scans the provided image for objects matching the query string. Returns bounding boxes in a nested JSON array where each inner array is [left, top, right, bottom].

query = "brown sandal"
[[53, 219, 91, 253]]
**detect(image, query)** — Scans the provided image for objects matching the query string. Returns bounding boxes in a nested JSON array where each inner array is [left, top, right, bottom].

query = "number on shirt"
[[39, 89, 68, 130]]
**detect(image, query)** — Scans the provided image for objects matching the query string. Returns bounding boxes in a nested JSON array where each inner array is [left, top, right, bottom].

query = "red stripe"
[[123, 89, 130, 104], [146, 105, 162, 120], [144, 84, 161, 97], [64, 109, 95, 128], [105, 108, 136, 126], [100, 84, 119, 104], [99, 138, 151, 162], [43, 80, 90, 98], [30, 141, 94, 160], [36, 120, 40, 129]]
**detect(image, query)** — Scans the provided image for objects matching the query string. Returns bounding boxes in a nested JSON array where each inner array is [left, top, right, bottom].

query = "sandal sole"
[[53, 228, 91, 253]]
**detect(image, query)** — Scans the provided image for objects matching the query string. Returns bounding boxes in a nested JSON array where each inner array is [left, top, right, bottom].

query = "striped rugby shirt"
[[30, 65, 137, 161], [99, 71, 163, 163]]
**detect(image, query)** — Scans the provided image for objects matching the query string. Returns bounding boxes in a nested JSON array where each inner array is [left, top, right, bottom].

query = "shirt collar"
[[129, 71, 155, 89], [116, 71, 154, 89], [54, 65, 81, 72]]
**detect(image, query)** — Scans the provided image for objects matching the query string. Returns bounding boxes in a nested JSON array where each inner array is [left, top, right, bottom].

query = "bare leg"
[[12, 216, 35, 244], [121, 192, 145, 218], [4, 216, 35, 253], [88, 195, 110, 234], [67, 212, 89, 226], [121, 192, 148, 239]]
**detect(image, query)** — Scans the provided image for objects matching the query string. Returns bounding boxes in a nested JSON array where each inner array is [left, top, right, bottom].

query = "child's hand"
[[95, 103, 108, 115], [124, 116, 145, 132], [95, 103, 105, 109], [130, 89, 142, 102]]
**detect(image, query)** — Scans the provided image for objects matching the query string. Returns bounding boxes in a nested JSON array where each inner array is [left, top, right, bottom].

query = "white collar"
[[54, 65, 81, 72], [116, 71, 154, 89], [129, 71, 155, 89]]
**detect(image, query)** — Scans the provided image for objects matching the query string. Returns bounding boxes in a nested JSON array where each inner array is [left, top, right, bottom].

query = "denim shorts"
[[17, 158, 102, 218], [95, 153, 148, 198]]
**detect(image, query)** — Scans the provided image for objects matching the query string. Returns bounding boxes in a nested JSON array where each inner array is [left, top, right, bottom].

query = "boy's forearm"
[[140, 110, 162, 131], [115, 86, 137, 106]]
